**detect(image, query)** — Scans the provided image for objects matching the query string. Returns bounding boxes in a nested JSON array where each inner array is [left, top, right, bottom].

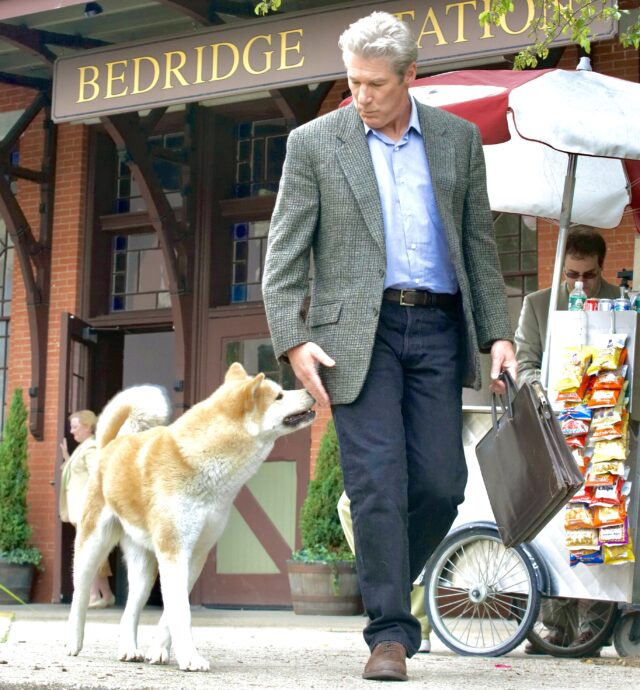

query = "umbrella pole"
[[541, 153, 578, 387]]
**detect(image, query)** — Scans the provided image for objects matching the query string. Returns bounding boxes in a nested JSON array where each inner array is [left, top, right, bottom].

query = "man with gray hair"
[[263, 11, 516, 681]]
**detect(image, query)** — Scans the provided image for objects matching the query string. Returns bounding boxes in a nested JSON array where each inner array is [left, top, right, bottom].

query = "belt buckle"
[[399, 289, 415, 307]]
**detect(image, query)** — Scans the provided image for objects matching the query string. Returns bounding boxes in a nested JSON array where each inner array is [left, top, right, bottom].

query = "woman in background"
[[59, 409, 115, 608]]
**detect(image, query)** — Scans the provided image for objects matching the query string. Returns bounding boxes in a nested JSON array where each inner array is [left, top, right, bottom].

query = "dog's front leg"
[[158, 556, 210, 672], [146, 610, 171, 665]]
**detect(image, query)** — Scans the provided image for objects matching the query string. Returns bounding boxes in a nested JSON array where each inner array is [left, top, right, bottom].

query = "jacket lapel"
[[335, 106, 386, 254], [418, 104, 458, 240]]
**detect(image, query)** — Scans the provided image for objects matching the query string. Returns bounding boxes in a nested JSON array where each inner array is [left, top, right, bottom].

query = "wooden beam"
[[6, 165, 45, 183], [270, 81, 335, 125], [141, 107, 168, 137], [0, 91, 48, 154], [0, 22, 57, 64], [0, 71, 51, 92]]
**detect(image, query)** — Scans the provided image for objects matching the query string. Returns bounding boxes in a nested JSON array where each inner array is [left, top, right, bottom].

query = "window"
[[110, 233, 170, 312], [494, 214, 538, 329], [0, 220, 13, 433], [230, 220, 269, 304], [115, 132, 184, 213], [224, 338, 294, 389], [234, 118, 291, 198]]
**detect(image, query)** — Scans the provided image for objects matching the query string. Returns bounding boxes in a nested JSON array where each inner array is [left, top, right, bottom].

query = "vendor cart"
[[421, 303, 640, 658], [407, 64, 640, 659]]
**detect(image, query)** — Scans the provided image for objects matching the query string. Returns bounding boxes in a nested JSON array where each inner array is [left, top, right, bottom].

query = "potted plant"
[[287, 419, 363, 615], [0, 389, 42, 604]]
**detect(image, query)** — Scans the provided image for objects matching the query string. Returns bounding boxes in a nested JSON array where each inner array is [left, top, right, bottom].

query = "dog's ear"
[[248, 373, 265, 398], [225, 362, 248, 382], [242, 373, 266, 411]]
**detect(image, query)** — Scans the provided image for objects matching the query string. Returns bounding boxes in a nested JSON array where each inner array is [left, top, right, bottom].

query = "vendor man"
[[516, 224, 620, 655], [515, 225, 621, 384]]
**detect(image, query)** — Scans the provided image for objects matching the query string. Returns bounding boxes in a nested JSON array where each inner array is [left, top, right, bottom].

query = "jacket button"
[[373, 307, 379, 316], [378, 269, 384, 277]]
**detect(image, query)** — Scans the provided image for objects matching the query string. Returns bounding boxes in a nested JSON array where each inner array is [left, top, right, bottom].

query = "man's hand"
[[489, 339, 517, 395], [287, 342, 335, 408]]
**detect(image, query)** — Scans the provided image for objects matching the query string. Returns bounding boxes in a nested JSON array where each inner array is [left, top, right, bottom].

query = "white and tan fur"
[[66, 362, 315, 671]]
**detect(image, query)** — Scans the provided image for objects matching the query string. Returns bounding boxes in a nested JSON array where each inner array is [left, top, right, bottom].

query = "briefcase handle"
[[490, 371, 552, 429]]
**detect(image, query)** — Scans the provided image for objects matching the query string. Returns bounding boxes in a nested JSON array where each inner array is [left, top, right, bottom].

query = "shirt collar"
[[363, 96, 421, 140]]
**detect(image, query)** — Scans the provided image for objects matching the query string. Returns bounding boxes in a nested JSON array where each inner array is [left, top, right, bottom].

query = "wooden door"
[[197, 309, 311, 606], [54, 312, 123, 602]]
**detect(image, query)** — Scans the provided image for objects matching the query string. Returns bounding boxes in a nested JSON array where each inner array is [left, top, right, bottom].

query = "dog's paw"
[[65, 642, 81, 657], [146, 644, 170, 665], [177, 653, 210, 672], [118, 645, 146, 662]]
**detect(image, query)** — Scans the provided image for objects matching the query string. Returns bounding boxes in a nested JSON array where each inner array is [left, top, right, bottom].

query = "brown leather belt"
[[383, 288, 460, 308]]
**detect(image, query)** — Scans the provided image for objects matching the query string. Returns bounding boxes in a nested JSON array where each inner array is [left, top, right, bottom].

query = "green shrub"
[[294, 419, 352, 563], [0, 389, 42, 568]]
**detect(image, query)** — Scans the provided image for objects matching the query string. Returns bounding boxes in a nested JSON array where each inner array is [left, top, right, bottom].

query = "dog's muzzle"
[[283, 409, 316, 427]]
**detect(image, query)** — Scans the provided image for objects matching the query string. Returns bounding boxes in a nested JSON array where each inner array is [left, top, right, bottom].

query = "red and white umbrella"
[[408, 67, 640, 231]]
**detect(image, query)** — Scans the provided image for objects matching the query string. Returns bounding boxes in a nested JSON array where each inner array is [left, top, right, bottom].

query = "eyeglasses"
[[564, 268, 599, 280]]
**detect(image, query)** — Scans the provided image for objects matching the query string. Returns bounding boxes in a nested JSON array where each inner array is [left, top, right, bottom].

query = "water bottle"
[[568, 280, 587, 311]]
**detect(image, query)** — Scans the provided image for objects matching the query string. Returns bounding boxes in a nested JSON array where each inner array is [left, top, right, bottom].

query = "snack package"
[[570, 484, 593, 503], [570, 549, 604, 567], [566, 434, 588, 449], [565, 528, 600, 550], [603, 535, 635, 565], [595, 503, 627, 527], [572, 448, 589, 474], [590, 460, 626, 476], [591, 438, 628, 463], [561, 417, 591, 437], [592, 477, 624, 506], [565, 503, 596, 529], [592, 365, 627, 391], [587, 387, 621, 408], [586, 334, 627, 375], [553, 347, 592, 398], [591, 412, 628, 441], [600, 519, 629, 544], [558, 405, 592, 422], [585, 470, 615, 488], [591, 406, 623, 430]]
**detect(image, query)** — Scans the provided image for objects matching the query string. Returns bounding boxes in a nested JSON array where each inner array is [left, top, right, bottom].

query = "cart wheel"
[[613, 612, 640, 657], [424, 525, 541, 656], [526, 598, 617, 657]]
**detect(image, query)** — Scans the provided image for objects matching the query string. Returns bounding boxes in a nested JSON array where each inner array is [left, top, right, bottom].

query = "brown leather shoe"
[[362, 641, 408, 682]]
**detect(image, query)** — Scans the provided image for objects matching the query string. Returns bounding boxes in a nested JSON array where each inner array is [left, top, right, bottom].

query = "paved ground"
[[1, 604, 640, 689]]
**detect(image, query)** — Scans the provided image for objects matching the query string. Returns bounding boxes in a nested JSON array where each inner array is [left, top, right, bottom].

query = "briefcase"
[[475, 371, 583, 548]]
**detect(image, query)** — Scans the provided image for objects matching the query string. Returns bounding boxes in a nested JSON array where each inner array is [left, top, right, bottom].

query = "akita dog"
[[66, 362, 315, 671]]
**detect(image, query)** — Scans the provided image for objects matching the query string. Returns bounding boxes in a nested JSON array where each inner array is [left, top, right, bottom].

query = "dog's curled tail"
[[96, 385, 172, 450]]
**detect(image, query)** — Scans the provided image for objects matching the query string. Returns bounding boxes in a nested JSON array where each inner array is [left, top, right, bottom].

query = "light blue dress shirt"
[[365, 97, 459, 294]]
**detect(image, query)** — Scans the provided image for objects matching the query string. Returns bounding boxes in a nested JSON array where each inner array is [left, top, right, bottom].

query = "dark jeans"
[[332, 299, 468, 657]]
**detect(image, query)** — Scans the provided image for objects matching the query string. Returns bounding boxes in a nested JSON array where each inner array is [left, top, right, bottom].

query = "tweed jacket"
[[262, 102, 512, 405], [515, 278, 620, 383], [58, 436, 97, 525]]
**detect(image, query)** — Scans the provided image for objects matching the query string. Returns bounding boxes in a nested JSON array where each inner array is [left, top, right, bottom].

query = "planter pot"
[[286, 559, 364, 615], [0, 560, 35, 604]]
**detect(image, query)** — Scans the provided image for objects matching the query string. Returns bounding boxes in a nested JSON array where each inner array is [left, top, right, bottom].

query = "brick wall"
[[2, 84, 89, 601]]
